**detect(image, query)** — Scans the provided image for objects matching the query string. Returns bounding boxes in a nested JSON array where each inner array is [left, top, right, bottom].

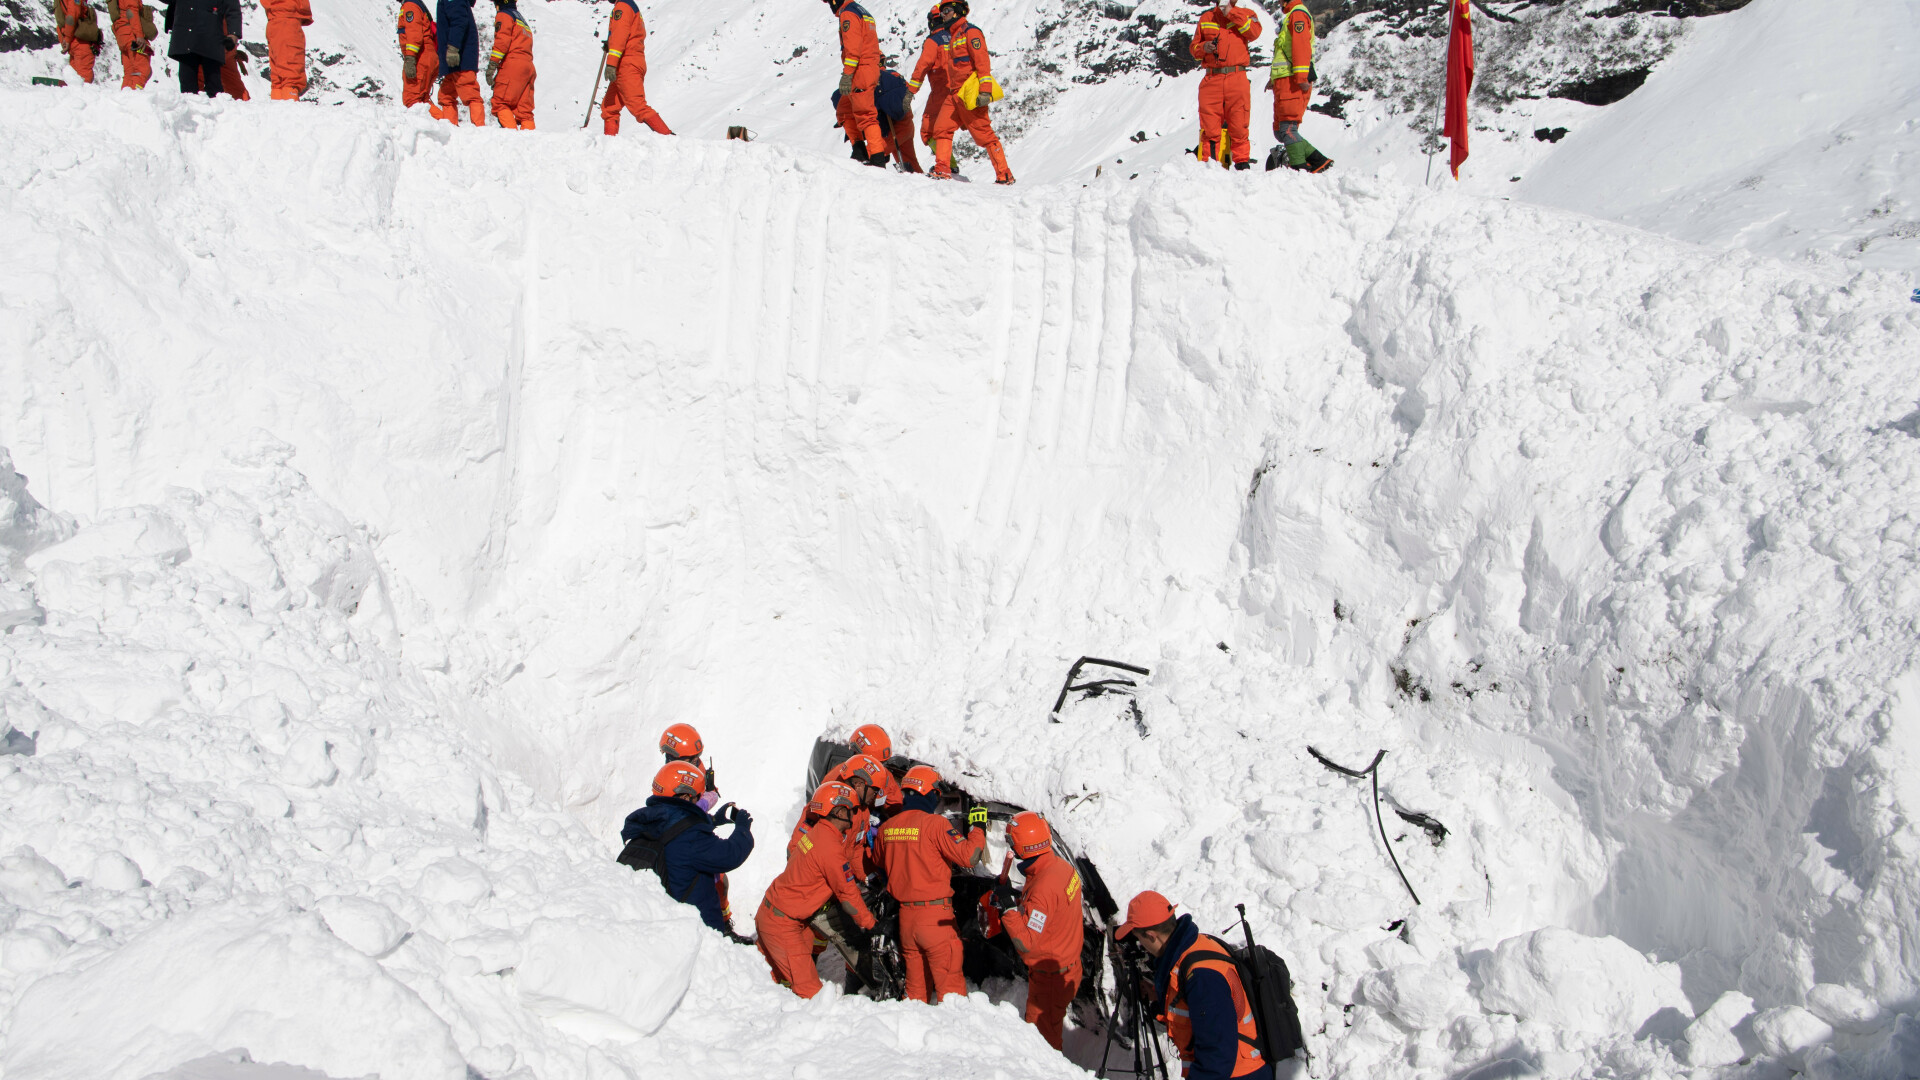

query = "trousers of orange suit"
[[755, 902, 825, 998], [1272, 79, 1309, 126], [402, 49, 438, 106], [117, 44, 150, 88], [898, 902, 965, 1003], [1198, 71, 1251, 163], [438, 69, 485, 125], [489, 58, 535, 128], [835, 77, 885, 158], [1024, 963, 1081, 1050], [931, 98, 1010, 181], [265, 16, 306, 100], [600, 65, 671, 135], [221, 49, 250, 98], [886, 115, 920, 172], [64, 39, 98, 83]]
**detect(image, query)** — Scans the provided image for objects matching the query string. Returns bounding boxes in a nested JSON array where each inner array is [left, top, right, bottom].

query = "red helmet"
[[652, 760, 707, 801], [836, 753, 886, 793], [659, 723, 703, 761], [850, 723, 892, 760], [807, 780, 860, 818], [1007, 811, 1052, 859], [900, 765, 940, 796]]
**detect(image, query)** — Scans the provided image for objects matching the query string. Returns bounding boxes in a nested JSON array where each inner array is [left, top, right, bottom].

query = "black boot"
[[1234, 160, 1252, 171], [865, 152, 890, 168], [1303, 150, 1333, 173], [850, 142, 870, 162], [1265, 144, 1287, 172]]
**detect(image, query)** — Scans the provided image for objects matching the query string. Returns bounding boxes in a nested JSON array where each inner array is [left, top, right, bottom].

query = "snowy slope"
[[1516, 0, 1920, 273], [4, 85, 1920, 1080]]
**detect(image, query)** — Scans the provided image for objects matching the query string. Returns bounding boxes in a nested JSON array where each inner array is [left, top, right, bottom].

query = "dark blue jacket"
[[1152, 915, 1275, 1080], [830, 69, 912, 124], [622, 796, 754, 933], [435, 0, 479, 71]]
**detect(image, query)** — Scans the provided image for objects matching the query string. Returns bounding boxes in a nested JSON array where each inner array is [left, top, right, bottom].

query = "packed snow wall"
[[3, 89, 1920, 1079]]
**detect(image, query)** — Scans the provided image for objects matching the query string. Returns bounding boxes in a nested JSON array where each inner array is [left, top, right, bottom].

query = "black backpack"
[[1176, 934, 1309, 1066], [616, 818, 698, 901]]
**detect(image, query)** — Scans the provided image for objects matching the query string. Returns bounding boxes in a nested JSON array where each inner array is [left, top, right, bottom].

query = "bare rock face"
[[0, 0, 58, 52]]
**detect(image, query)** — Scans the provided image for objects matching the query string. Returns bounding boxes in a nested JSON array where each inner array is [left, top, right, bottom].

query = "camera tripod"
[[1095, 937, 1171, 1080]]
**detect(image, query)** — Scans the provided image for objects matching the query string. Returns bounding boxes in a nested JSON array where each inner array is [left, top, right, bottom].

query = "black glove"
[[223, 34, 235, 50], [991, 878, 1016, 911], [732, 807, 753, 830], [967, 804, 988, 828]]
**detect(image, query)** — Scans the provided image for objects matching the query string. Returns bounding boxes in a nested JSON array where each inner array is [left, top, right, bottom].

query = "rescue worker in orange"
[[826, 0, 887, 167], [106, 0, 156, 88], [813, 752, 889, 877], [757, 781, 877, 998], [435, 0, 485, 126], [879, 766, 986, 1003], [982, 811, 1084, 1049], [1266, 0, 1331, 173], [485, 0, 535, 129], [262, 0, 311, 100], [844, 724, 905, 808], [907, 4, 951, 154], [921, 0, 1012, 184], [53, 0, 102, 85], [1117, 891, 1275, 1080], [1190, 0, 1262, 169], [396, 0, 439, 109], [599, 0, 673, 136]]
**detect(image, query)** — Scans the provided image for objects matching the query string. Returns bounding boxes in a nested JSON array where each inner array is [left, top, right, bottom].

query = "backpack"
[[616, 817, 698, 901], [1176, 934, 1309, 1065]]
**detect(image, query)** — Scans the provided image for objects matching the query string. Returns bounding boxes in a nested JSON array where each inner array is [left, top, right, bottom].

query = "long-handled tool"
[[579, 13, 609, 128]]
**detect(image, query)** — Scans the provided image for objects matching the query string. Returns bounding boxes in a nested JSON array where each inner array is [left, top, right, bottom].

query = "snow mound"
[[1, 84, 1918, 1080]]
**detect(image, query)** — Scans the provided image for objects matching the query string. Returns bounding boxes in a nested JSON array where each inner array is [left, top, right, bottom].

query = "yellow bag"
[[957, 72, 1004, 111]]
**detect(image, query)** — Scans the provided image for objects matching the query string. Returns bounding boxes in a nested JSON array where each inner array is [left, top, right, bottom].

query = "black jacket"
[[164, 0, 241, 61]]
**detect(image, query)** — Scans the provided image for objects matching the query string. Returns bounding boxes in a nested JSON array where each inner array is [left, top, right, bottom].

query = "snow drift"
[[2, 81, 1919, 1080]]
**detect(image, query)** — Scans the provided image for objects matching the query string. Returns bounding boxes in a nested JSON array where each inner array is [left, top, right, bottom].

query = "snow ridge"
[[1, 82, 1919, 1080]]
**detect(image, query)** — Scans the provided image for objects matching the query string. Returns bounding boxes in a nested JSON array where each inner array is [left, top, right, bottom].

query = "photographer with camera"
[[1116, 891, 1274, 1080]]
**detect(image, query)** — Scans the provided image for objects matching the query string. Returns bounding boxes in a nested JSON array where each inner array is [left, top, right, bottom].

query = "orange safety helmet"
[[652, 760, 707, 801], [658, 723, 703, 761], [837, 753, 886, 793], [900, 764, 941, 796], [807, 780, 860, 819], [849, 723, 892, 760], [1007, 811, 1053, 859]]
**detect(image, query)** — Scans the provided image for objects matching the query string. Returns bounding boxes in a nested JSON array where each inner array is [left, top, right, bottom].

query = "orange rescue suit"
[[757, 819, 875, 998], [221, 47, 251, 99], [107, 0, 155, 89], [878, 807, 984, 1003], [1191, 3, 1261, 164], [55, 0, 99, 85], [1270, 0, 1314, 126], [908, 29, 950, 147], [1000, 850, 1085, 1049], [930, 18, 1012, 183], [397, 0, 439, 108], [830, 0, 885, 158], [600, 0, 672, 135], [1166, 934, 1268, 1077], [488, 5, 535, 129], [261, 0, 310, 100]]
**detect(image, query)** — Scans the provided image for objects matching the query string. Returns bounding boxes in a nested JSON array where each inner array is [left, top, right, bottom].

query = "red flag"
[[1443, 0, 1475, 179]]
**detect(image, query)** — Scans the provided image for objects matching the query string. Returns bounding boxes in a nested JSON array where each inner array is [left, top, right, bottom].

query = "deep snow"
[[2, 9, 1920, 1079]]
